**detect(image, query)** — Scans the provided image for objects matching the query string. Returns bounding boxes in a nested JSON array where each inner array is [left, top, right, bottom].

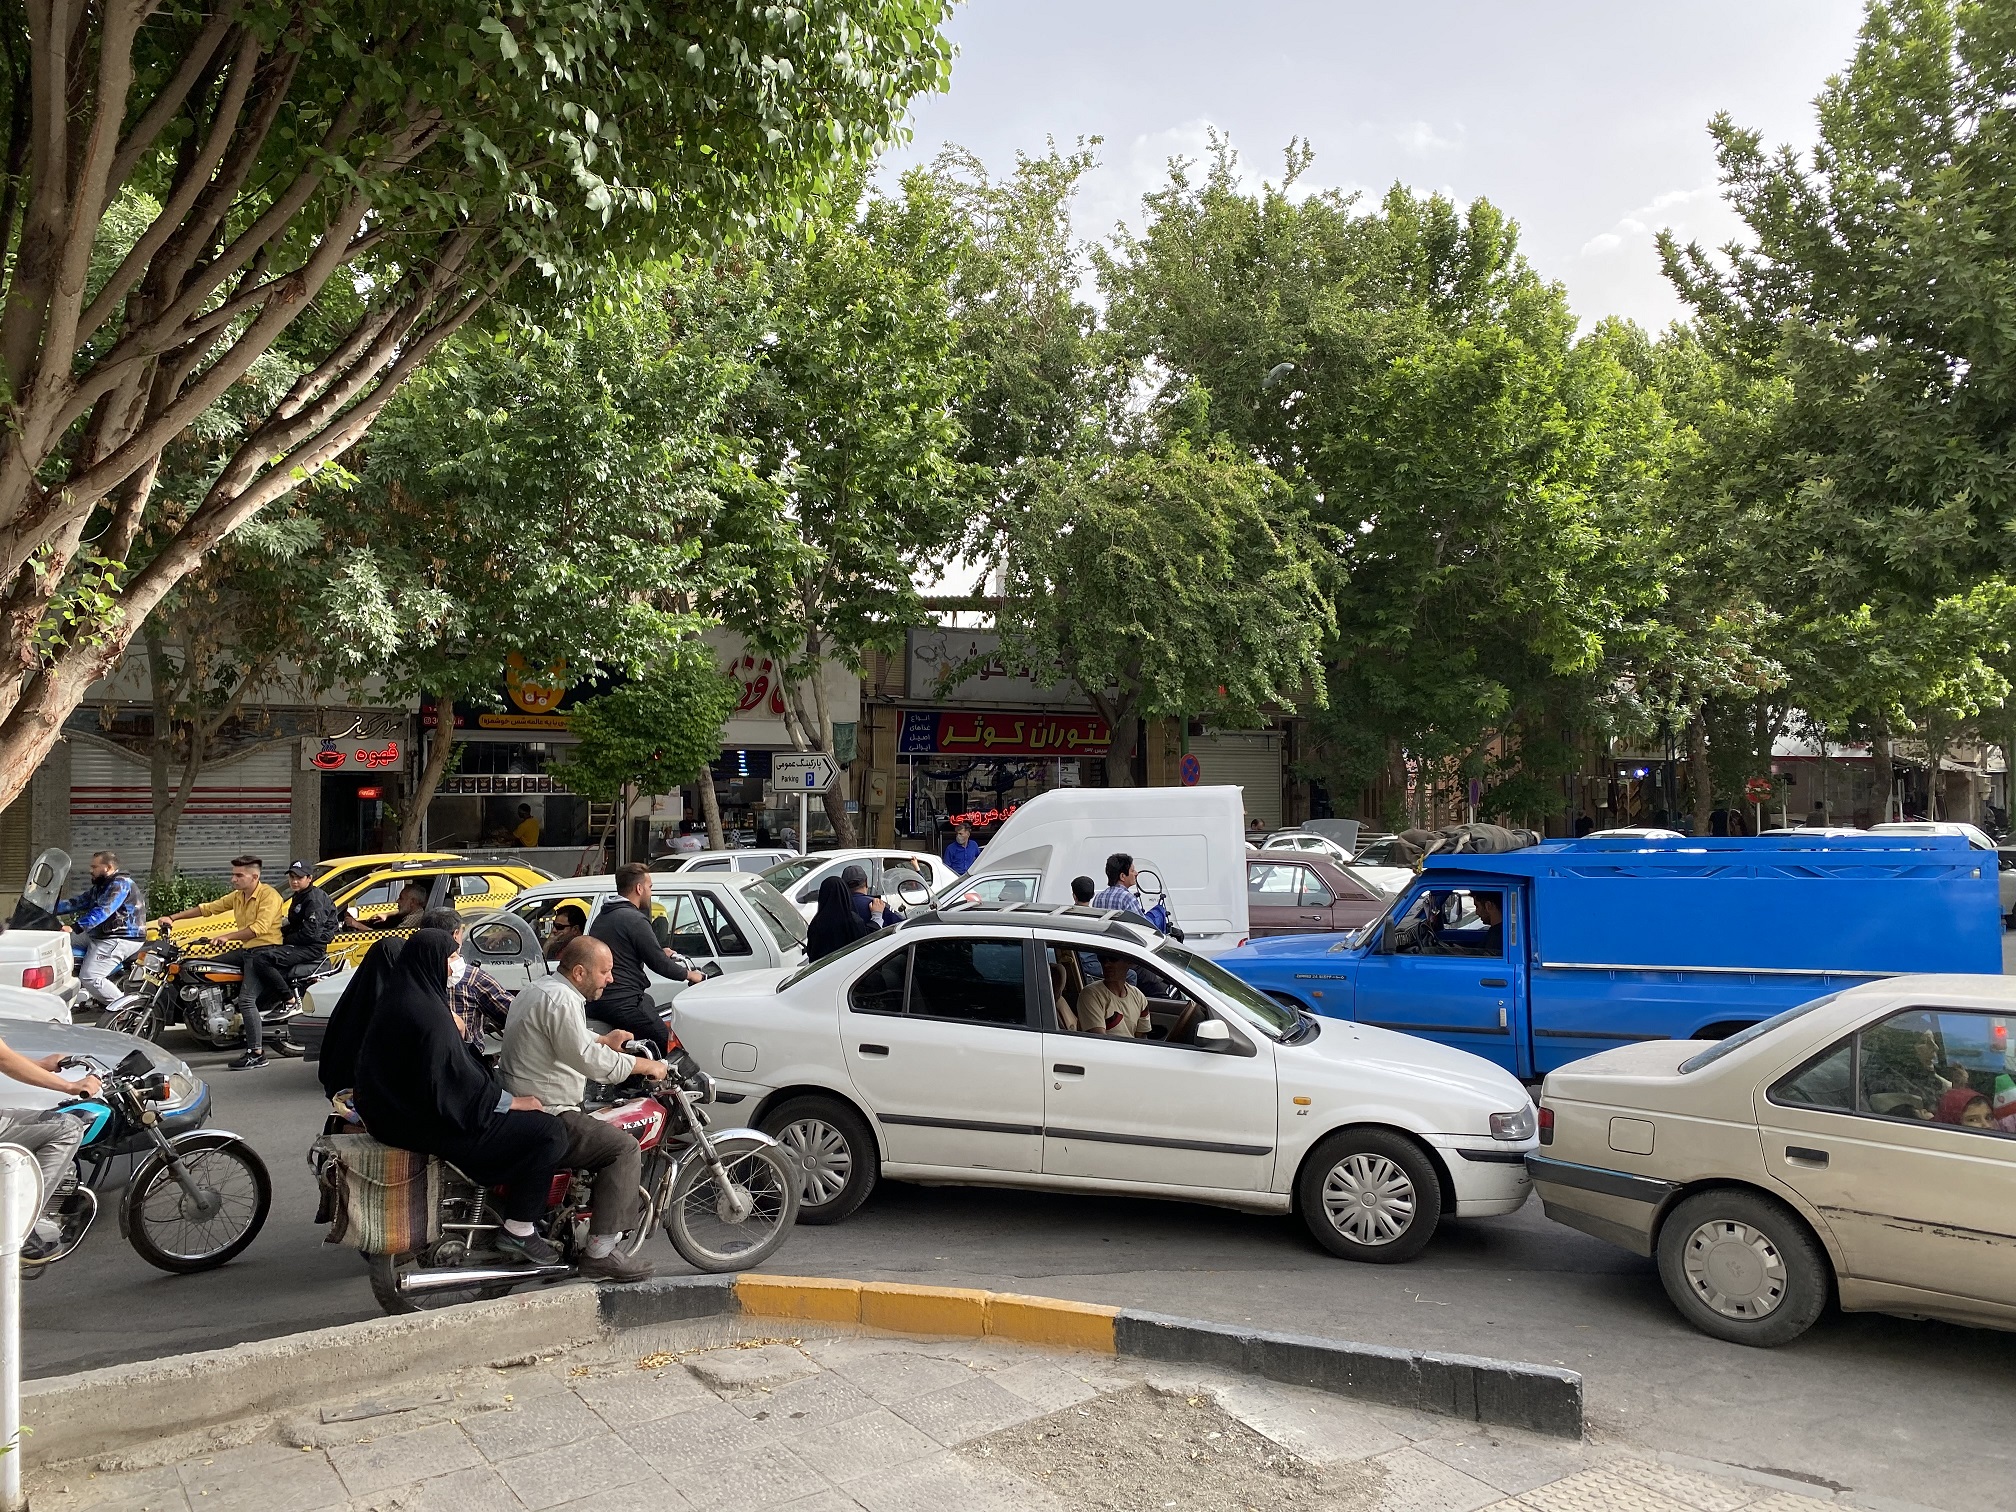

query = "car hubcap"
[[1321, 1154, 1415, 1246], [777, 1118, 852, 1207], [1681, 1219, 1788, 1319]]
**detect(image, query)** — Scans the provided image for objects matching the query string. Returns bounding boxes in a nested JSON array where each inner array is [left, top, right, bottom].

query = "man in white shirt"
[[499, 937, 668, 1282], [1078, 953, 1150, 1038]]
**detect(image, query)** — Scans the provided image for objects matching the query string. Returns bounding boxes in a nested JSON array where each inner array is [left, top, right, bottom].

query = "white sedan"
[[760, 849, 948, 921], [671, 904, 1537, 1261]]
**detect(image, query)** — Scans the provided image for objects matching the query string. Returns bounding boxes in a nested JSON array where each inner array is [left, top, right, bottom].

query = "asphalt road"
[[24, 1019, 2014, 1512]]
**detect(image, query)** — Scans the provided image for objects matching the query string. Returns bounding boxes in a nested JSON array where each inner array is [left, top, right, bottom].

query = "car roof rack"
[[896, 901, 1162, 941]]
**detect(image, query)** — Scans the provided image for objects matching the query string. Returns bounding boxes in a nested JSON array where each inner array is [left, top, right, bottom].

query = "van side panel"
[[1526, 965, 1867, 1074]]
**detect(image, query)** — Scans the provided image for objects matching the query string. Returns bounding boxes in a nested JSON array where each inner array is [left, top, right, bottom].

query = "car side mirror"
[[896, 878, 931, 907], [1194, 1019, 1232, 1047]]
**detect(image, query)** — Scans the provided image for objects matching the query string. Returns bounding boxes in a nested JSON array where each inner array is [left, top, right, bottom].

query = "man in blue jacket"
[[941, 822, 982, 876], [55, 850, 146, 1007]]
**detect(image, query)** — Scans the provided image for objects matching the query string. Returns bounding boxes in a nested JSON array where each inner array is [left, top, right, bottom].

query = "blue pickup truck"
[[1218, 834, 2002, 1077]]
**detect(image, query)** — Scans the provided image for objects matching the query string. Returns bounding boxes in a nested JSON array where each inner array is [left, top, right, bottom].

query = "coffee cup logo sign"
[[306, 737, 403, 772], [506, 654, 568, 714]]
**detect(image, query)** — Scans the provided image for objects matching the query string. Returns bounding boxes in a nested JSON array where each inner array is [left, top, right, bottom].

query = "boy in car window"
[[1081, 953, 1149, 1038]]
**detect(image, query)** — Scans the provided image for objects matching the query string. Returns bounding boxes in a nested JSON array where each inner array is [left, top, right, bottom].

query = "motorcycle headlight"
[[686, 1071, 716, 1105], [1489, 1105, 1536, 1141]]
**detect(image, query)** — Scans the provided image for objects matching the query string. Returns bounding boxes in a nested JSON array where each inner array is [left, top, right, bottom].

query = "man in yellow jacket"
[[151, 855, 288, 1070]]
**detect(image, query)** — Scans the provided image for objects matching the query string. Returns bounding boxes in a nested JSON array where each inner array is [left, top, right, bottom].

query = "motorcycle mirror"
[[19, 846, 70, 916], [895, 877, 931, 908], [1194, 1019, 1232, 1047], [1135, 868, 1164, 897]]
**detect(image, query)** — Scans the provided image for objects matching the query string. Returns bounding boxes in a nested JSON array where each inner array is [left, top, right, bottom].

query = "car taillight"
[[21, 966, 52, 990], [1537, 1106, 1554, 1146]]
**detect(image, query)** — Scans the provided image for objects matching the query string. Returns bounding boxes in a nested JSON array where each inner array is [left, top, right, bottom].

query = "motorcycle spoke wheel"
[[125, 1144, 271, 1273], [663, 1144, 799, 1273]]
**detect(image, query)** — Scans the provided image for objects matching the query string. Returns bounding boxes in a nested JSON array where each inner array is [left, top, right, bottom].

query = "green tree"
[[321, 280, 754, 846], [1100, 140, 1665, 819], [992, 439, 1332, 785], [549, 655, 741, 861], [703, 177, 976, 844], [0, 0, 953, 807]]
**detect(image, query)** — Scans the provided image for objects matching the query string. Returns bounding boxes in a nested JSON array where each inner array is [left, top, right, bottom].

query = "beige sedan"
[[1529, 975, 2016, 1346]]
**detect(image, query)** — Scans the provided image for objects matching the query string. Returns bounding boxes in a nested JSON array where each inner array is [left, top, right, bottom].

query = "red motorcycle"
[[324, 1039, 800, 1314]]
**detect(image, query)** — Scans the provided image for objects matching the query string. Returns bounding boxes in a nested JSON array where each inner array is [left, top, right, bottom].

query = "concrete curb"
[[26, 1273, 1582, 1464], [731, 1276, 1580, 1439]]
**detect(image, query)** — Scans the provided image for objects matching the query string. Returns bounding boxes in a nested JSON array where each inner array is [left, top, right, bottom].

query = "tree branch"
[[105, 3, 240, 198]]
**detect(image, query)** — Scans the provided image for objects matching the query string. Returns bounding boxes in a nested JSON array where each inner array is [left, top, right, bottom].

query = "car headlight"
[[1489, 1105, 1536, 1141]]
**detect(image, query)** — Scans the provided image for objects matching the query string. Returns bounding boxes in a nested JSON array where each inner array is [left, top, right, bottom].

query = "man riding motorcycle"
[[54, 850, 146, 1008], [498, 936, 668, 1283], [0, 1029, 100, 1259], [227, 860, 339, 1069]]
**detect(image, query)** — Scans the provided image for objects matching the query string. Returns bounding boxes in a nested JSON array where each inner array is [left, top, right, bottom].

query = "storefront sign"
[[731, 654, 790, 717], [301, 736, 406, 772], [436, 773, 568, 795], [906, 630, 1091, 708], [899, 710, 1110, 757], [422, 655, 614, 734]]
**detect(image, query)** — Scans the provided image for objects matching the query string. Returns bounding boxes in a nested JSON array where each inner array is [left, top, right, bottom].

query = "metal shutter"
[[70, 739, 292, 879], [1185, 731, 1284, 830]]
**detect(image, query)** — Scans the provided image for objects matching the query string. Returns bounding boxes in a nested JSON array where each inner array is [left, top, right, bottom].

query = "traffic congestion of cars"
[[5, 790, 2014, 1354]]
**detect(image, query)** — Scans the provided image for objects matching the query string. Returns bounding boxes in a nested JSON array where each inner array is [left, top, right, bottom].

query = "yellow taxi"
[[158, 857, 553, 963]]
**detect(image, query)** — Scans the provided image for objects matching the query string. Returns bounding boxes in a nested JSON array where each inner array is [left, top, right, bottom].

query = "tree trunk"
[[1688, 702, 1713, 836], [146, 630, 181, 878], [400, 722, 456, 849], [785, 665, 856, 848], [697, 766, 726, 850], [1088, 684, 1139, 788], [1873, 721, 1896, 823]]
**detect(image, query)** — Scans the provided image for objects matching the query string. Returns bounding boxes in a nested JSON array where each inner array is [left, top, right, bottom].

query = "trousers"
[[432, 1110, 571, 1223], [235, 944, 322, 1048], [557, 1109, 642, 1235], [0, 1107, 83, 1220], [587, 993, 669, 1056], [78, 937, 143, 1005]]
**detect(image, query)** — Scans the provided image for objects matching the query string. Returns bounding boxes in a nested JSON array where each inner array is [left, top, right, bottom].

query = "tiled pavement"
[[28, 1319, 1929, 1512]]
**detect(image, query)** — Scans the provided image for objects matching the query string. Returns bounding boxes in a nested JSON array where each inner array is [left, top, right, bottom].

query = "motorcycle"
[[104, 937, 341, 1049], [334, 1036, 800, 1314], [27, 1048, 271, 1274]]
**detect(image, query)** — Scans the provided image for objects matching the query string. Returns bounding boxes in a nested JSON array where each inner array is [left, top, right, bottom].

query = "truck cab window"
[[1388, 889, 1505, 958]]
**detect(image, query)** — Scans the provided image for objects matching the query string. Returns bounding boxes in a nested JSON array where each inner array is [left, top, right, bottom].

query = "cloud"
[[1579, 183, 1731, 259], [1393, 119, 1464, 154]]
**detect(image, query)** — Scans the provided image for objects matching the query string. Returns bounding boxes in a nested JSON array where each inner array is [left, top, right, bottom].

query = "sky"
[[882, 0, 1870, 331]]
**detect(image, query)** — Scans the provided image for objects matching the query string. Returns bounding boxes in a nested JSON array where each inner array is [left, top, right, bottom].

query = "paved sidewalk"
[[29, 1318, 1926, 1512]]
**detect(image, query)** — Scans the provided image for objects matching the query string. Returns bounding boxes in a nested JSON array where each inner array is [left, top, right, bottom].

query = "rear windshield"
[[1679, 994, 1839, 1072], [740, 879, 808, 950]]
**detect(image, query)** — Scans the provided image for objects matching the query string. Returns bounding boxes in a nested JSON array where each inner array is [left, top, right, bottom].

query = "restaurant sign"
[[899, 709, 1110, 757], [905, 629, 1090, 708]]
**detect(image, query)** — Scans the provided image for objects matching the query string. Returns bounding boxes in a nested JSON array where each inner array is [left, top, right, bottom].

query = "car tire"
[[759, 1095, 879, 1226], [1655, 1189, 1831, 1347], [1296, 1128, 1442, 1263]]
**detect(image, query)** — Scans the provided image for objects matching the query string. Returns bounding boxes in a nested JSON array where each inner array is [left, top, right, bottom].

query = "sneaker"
[[576, 1248, 654, 1283], [267, 1037, 305, 1059], [495, 1228, 562, 1267], [225, 1051, 267, 1071]]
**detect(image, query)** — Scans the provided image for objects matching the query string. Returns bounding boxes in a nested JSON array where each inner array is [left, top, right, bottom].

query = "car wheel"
[[758, 1095, 878, 1225], [1296, 1128, 1442, 1263], [1655, 1189, 1830, 1347]]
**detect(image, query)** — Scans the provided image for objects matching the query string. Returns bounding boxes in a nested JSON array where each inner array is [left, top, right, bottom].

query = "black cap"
[[287, 860, 313, 878], [840, 864, 869, 887]]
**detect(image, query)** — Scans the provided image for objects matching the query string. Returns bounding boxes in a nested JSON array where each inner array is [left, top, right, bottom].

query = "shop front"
[[689, 634, 862, 850], [419, 661, 604, 862], [896, 708, 1110, 847]]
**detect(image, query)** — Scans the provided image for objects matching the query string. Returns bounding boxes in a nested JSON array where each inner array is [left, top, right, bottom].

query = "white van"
[[937, 786, 1250, 954]]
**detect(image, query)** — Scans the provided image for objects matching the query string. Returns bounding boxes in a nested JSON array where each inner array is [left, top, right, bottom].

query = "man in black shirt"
[[586, 863, 704, 1054], [234, 860, 340, 1069]]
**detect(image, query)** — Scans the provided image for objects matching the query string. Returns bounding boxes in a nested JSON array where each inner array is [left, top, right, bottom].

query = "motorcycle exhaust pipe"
[[396, 1263, 571, 1293]]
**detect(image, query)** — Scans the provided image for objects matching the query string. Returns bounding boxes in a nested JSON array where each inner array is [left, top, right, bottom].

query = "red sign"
[[900, 710, 1109, 757], [356, 786, 383, 801], [733, 655, 789, 717], [304, 738, 404, 772]]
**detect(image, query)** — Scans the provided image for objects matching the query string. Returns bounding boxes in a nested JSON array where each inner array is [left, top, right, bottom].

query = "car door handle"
[[1785, 1146, 1828, 1167], [1053, 1064, 1084, 1076], [1480, 978, 1507, 988], [858, 1044, 889, 1057]]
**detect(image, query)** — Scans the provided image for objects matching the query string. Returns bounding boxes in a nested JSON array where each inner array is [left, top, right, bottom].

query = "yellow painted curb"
[[736, 1274, 862, 1324], [732, 1276, 1118, 1353]]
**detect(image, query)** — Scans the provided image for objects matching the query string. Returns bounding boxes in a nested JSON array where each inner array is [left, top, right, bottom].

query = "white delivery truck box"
[[944, 786, 1250, 954]]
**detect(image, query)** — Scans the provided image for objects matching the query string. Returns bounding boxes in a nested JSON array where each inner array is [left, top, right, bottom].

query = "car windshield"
[[776, 926, 887, 990], [739, 879, 808, 950], [1355, 839, 1405, 866], [1678, 993, 1841, 1072], [760, 856, 824, 890], [1156, 944, 1300, 1039]]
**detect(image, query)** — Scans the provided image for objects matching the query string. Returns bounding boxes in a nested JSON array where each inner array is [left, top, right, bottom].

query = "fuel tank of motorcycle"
[[591, 1097, 666, 1151]]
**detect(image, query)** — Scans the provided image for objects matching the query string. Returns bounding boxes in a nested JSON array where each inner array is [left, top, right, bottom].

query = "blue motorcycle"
[[26, 1049, 270, 1275]]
